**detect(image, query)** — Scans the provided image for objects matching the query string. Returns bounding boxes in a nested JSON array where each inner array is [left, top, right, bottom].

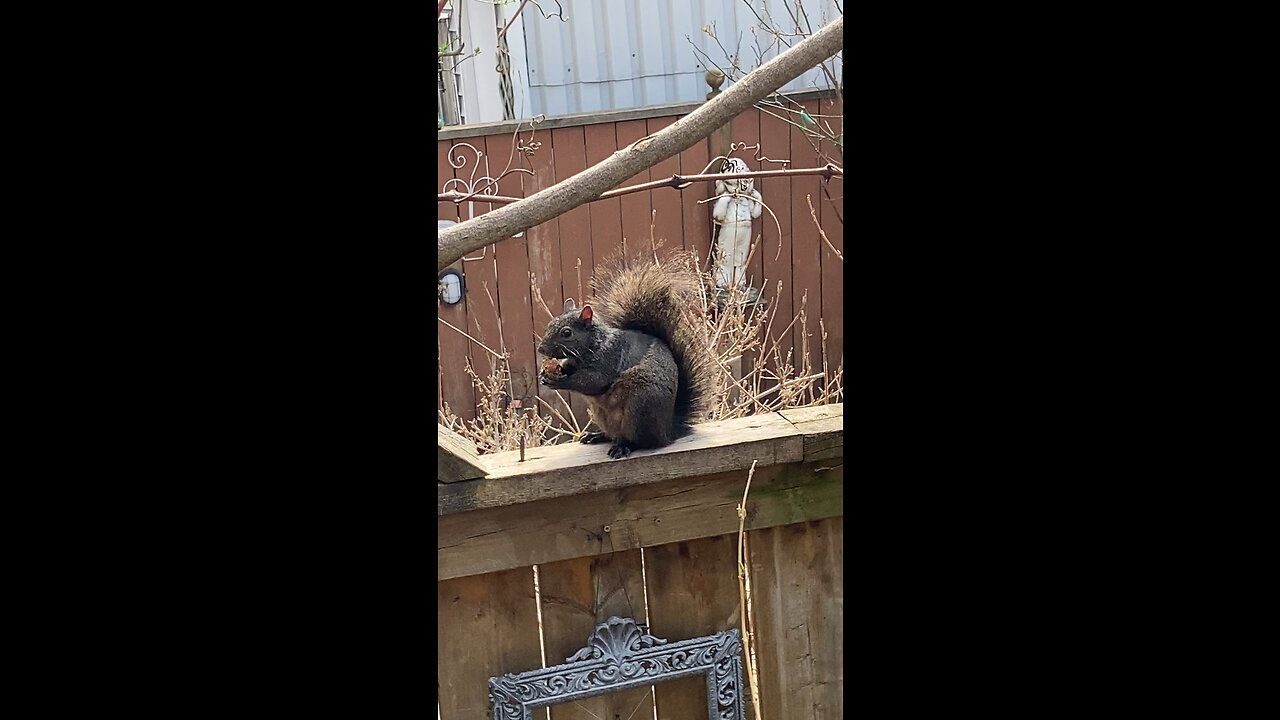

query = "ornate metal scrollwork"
[[488, 616, 745, 720]]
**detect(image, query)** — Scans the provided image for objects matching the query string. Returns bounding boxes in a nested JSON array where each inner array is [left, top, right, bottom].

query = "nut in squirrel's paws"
[[539, 356, 577, 385]]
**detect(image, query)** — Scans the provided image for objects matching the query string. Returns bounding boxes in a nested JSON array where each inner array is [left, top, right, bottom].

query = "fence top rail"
[[438, 404, 842, 516], [437, 88, 837, 141]]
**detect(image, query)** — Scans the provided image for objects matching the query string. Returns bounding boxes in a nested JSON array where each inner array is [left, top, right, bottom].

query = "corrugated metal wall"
[[522, 0, 841, 117]]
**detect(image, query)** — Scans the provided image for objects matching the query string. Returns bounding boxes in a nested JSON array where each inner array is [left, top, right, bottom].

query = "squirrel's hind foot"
[[607, 441, 633, 459]]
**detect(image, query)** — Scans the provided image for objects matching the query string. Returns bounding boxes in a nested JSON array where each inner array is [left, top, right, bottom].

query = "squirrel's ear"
[[563, 298, 577, 313], [579, 304, 593, 324]]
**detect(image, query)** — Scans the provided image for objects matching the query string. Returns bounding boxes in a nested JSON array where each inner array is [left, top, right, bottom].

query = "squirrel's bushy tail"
[[593, 251, 713, 429]]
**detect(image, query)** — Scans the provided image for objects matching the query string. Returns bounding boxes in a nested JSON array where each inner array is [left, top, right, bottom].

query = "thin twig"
[[819, 317, 830, 395], [526, 0, 566, 21], [737, 459, 764, 720], [750, 372, 825, 404], [534, 394, 581, 436], [807, 194, 842, 261], [438, 165, 841, 206], [438, 316, 504, 359]]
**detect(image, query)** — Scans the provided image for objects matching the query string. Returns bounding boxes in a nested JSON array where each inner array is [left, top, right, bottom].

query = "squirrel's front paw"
[[607, 441, 633, 459], [580, 432, 608, 444]]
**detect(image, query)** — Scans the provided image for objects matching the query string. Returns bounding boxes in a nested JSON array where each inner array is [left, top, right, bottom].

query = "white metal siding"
[[521, 0, 841, 117]]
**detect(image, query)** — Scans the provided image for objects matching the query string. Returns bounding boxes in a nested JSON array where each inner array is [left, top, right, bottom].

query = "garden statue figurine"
[[711, 157, 763, 304]]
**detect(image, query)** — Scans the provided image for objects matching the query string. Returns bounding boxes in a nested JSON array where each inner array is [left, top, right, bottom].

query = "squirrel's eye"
[[559, 327, 572, 337]]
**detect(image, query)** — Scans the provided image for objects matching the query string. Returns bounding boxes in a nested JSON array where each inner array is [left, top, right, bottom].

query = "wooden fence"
[[437, 90, 844, 425], [438, 403, 844, 719]]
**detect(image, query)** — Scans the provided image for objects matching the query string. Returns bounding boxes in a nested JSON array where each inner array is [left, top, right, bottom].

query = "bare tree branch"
[[807, 194, 842, 261], [437, 15, 843, 272]]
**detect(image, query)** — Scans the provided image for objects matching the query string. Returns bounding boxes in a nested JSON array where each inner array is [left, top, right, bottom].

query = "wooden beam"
[[438, 460, 842, 581], [436, 88, 839, 141], [438, 411, 803, 514], [779, 404, 844, 462], [438, 424, 487, 483]]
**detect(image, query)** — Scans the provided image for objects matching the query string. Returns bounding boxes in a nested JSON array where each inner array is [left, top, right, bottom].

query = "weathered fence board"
[[548, 125, 592, 305], [549, 124, 594, 426], [678, 133, 712, 263], [749, 516, 844, 720], [439, 406, 842, 581], [818, 95, 844, 383], [582, 122, 624, 278], [485, 132, 539, 411], [647, 115, 685, 257], [439, 460, 843, 581], [439, 411, 803, 514], [615, 118, 653, 258], [437, 566, 542, 719], [538, 550, 653, 720], [789, 99, 824, 386], [524, 124, 563, 417], [645, 533, 744, 719], [759, 106, 796, 377], [458, 137, 504, 402], [438, 139, 474, 420]]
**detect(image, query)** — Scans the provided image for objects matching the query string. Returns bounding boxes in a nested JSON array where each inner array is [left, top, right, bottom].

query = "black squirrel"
[[537, 252, 713, 459]]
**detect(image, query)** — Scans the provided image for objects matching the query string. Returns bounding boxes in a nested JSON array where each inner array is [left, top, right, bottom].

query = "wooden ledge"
[[438, 424, 486, 482], [438, 403, 842, 516]]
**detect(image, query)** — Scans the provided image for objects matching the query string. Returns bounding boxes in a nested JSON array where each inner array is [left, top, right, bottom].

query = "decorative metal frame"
[[488, 616, 745, 720]]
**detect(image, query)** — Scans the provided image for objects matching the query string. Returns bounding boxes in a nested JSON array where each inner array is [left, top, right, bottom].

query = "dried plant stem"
[[737, 460, 764, 720], [819, 318, 830, 392], [575, 258, 584, 306], [530, 271, 554, 320], [439, 316, 503, 359], [534, 393, 583, 435], [750, 372, 825, 405], [807, 194, 842, 261]]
